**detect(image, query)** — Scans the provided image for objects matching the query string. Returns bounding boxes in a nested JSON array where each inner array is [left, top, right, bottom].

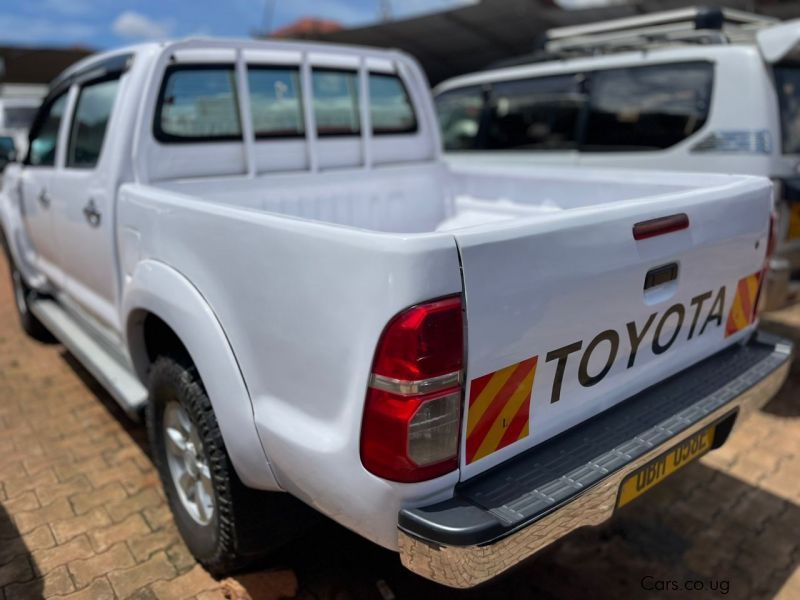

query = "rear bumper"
[[397, 331, 793, 588]]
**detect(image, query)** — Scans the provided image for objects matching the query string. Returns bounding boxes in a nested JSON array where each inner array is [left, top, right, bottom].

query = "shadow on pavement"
[[761, 355, 800, 418], [56, 333, 800, 600], [263, 463, 799, 600], [0, 502, 44, 598]]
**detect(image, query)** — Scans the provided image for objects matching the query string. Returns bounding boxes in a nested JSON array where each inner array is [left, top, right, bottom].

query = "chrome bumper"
[[398, 333, 793, 588]]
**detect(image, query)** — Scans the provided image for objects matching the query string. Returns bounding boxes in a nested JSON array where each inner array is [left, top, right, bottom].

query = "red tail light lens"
[[361, 295, 463, 483]]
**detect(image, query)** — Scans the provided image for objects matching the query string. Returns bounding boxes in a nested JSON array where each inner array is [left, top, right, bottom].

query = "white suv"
[[434, 7, 800, 298]]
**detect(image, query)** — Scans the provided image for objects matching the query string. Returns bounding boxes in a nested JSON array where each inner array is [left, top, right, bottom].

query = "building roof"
[[0, 45, 93, 85], [272, 0, 800, 85], [272, 18, 344, 38]]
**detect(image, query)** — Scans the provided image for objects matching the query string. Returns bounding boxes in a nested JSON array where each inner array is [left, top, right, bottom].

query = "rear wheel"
[[147, 355, 313, 575]]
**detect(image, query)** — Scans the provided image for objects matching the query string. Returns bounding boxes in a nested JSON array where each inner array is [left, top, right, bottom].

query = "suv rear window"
[[583, 62, 712, 151], [436, 61, 713, 152]]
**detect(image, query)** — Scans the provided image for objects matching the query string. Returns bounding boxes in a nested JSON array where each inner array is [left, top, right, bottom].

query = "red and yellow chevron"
[[725, 272, 761, 338], [465, 356, 538, 464]]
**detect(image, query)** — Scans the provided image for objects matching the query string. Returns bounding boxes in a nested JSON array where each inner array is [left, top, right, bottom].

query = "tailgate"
[[455, 179, 771, 479]]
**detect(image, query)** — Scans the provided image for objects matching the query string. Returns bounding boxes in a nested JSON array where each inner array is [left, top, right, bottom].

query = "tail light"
[[360, 295, 463, 483]]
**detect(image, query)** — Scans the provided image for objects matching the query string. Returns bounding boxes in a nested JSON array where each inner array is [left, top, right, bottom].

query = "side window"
[[485, 75, 585, 150], [155, 66, 242, 142], [67, 77, 121, 168], [435, 85, 486, 150], [26, 93, 68, 167], [312, 70, 360, 136], [583, 62, 713, 151], [247, 67, 304, 138], [369, 73, 417, 134]]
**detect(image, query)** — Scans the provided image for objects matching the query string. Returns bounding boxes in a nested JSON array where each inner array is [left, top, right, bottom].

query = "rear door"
[[454, 182, 770, 479]]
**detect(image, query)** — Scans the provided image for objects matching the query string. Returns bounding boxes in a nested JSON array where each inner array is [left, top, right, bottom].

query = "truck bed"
[[153, 162, 730, 235], [125, 161, 772, 486]]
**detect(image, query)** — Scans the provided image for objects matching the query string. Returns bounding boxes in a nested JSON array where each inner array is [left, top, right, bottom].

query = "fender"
[[122, 259, 280, 491]]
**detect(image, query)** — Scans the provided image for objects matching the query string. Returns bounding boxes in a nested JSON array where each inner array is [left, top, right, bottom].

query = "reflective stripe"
[[369, 371, 461, 396]]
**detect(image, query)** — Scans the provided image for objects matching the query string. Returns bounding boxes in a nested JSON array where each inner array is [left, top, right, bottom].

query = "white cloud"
[[112, 10, 173, 40], [0, 13, 95, 44]]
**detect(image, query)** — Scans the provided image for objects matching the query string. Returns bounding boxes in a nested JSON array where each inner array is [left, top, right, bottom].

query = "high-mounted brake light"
[[361, 295, 463, 483], [633, 213, 690, 240]]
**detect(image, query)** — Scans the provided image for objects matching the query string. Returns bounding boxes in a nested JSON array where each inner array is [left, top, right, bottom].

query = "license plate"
[[617, 426, 715, 508], [789, 204, 800, 240]]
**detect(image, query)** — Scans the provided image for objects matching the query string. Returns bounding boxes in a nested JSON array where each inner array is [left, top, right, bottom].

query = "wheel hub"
[[163, 401, 215, 526]]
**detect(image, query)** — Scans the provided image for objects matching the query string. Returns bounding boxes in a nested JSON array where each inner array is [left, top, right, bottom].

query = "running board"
[[29, 298, 147, 419]]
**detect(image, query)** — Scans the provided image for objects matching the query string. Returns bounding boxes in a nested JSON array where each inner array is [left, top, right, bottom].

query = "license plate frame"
[[617, 425, 716, 508]]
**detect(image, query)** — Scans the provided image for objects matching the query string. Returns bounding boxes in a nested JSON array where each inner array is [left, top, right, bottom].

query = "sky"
[[0, 0, 480, 49]]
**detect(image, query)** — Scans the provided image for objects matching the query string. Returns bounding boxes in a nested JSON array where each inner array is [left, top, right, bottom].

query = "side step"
[[29, 298, 148, 418]]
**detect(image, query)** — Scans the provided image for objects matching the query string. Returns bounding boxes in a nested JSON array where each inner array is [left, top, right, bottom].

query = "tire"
[[5, 253, 53, 342], [146, 355, 313, 576]]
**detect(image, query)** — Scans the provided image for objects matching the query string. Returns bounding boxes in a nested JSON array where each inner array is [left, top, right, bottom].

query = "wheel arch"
[[122, 259, 280, 491]]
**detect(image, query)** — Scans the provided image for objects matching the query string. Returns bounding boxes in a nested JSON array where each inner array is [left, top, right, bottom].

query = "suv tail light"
[[360, 295, 463, 483]]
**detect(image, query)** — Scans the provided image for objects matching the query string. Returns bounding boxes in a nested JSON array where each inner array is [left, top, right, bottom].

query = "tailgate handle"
[[644, 263, 678, 290]]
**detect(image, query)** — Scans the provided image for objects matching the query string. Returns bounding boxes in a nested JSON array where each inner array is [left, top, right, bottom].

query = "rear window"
[[155, 66, 242, 142], [485, 74, 585, 150], [583, 62, 713, 151], [369, 73, 417, 134], [248, 66, 304, 138], [435, 85, 485, 150], [312, 70, 360, 136], [436, 62, 713, 152], [775, 66, 800, 154]]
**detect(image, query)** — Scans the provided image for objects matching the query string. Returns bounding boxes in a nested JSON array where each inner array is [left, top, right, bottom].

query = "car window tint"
[[583, 62, 713, 151], [485, 75, 585, 150], [312, 70, 360, 136], [156, 66, 242, 141], [369, 73, 417, 134], [27, 93, 68, 166], [775, 66, 800, 154], [67, 78, 121, 168], [435, 85, 485, 150]]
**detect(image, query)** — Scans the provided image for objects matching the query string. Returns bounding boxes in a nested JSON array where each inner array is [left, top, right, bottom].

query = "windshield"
[[775, 66, 800, 154]]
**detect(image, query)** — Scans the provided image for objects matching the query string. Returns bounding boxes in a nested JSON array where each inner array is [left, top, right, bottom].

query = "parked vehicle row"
[[435, 7, 800, 307]]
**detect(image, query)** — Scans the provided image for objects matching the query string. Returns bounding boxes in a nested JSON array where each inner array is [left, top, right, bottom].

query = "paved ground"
[[0, 253, 798, 600]]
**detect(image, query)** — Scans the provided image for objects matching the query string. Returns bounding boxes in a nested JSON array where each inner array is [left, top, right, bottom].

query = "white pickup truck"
[[0, 39, 793, 588]]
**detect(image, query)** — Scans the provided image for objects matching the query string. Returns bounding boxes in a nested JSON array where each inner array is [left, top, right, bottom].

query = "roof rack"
[[544, 6, 778, 57]]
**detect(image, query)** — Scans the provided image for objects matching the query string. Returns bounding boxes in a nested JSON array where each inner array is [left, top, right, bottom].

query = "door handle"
[[83, 199, 101, 227], [38, 189, 50, 209]]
